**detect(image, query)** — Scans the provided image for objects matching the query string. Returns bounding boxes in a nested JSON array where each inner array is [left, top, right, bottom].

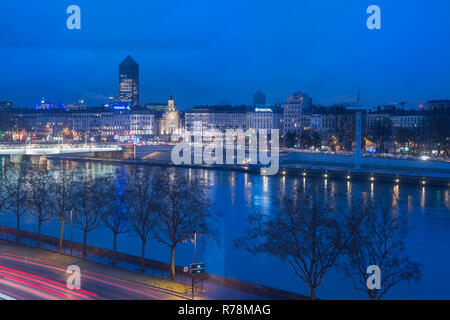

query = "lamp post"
[[192, 232, 197, 299], [70, 210, 73, 256], [194, 232, 197, 264]]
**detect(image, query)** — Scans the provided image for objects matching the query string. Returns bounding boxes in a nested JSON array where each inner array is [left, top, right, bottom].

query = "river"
[[0, 158, 449, 299]]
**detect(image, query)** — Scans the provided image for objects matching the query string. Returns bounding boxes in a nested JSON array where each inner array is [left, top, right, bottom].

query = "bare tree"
[[73, 172, 105, 259], [4, 164, 28, 243], [236, 184, 355, 300], [368, 118, 393, 153], [343, 198, 422, 300], [153, 169, 215, 281], [102, 170, 130, 266], [27, 167, 54, 248], [127, 168, 160, 273], [0, 166, 8, 214], [51, 168, 75, 253]]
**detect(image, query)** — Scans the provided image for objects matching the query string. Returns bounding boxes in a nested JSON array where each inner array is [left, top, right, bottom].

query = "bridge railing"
[[0, 144, 123, 151]]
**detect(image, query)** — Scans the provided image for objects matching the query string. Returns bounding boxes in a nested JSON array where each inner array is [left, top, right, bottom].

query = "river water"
[[0, 158, 449, 299]]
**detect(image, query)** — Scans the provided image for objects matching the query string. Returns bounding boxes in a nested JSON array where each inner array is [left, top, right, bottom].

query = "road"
[[0, 252, 187, 300]]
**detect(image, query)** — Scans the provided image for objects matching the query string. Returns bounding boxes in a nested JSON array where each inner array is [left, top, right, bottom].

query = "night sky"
[[1, 0, 449, 109]]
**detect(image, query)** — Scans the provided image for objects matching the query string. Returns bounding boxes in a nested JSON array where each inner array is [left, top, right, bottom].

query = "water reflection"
[[230, 171, 236, 187], [347, 181, 352, 208], [408, 195, 413, 213], [370, 182, 374, 199], [263, 176, 268, 193], [446, 190, 449, 210], [392, 185, 399, 208], [421, 187, 426, 209]]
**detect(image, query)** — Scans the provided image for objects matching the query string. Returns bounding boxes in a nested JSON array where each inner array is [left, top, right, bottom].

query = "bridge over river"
[[0, 143, 123, 163]]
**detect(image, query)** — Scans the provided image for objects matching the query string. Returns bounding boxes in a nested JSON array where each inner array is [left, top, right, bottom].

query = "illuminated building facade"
[[284, 92, 312, 135]]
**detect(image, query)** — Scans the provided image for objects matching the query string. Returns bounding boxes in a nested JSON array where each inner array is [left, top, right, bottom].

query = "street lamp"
[[190, 232, 198, 299], [70, 210, 73, 256], [193, 232, 197, 264]]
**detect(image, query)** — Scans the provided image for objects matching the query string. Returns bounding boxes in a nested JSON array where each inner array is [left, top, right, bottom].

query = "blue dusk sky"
[[0, 0, 449, 109]]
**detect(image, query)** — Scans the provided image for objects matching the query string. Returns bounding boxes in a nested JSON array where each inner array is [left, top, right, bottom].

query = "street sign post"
[[190, 263, 205, 298]]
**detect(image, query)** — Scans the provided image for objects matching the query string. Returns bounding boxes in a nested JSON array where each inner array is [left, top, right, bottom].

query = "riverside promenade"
[[45, 144, 450, 186]]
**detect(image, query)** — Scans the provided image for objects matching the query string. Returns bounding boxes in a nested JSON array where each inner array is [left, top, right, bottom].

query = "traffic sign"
[[189, 263, 205, 275]]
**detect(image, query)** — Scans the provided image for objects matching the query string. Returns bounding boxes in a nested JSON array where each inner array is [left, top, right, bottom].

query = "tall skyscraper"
[[283, 92, 312, 135], [118, 55, 139, 107], [253, 90, 266, 107]]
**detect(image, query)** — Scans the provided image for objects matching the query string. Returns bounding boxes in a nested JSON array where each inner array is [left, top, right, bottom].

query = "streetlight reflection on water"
[[263, 176, 268, 193], [421, 187, 426, 209]]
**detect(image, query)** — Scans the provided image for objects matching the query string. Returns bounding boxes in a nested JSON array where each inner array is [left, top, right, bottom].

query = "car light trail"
[[1, 252, 187, 299], [0, 291, 16, 300], [0, 253, 168, 300], [0, 271, 74, 299], [0, 278, 57, 300], [0, 258, 98, 297], [0, 266, 92, 299]]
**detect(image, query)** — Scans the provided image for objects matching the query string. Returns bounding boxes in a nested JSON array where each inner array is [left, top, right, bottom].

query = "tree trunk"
[[16, 213, 20, 243], [83, 230, 87, 259], [37, 221, 41, 248], [112, 232, 117, 267], [170, 245, 176, 281], [58, 219, 65, 254], [310, 286, 316, 300], [140, 239, 146, 273]]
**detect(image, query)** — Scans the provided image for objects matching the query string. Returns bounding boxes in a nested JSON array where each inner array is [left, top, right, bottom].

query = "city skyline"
[[0, 51, 446, 111], [1, 1, 450, 109]]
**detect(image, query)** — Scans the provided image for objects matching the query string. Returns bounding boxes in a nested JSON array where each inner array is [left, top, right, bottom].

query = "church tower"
[[160, 95, 181, 137], [168, 95, 175, 111]]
